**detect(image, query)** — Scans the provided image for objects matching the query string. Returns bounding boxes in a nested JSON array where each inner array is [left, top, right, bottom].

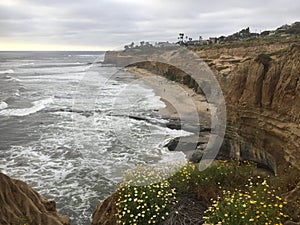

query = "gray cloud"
[[0, 0, 299, 50]]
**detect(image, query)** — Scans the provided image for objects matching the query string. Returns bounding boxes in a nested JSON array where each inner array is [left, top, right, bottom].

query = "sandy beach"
[[126, 66, 211, 125], [126, 66, 213, 158]]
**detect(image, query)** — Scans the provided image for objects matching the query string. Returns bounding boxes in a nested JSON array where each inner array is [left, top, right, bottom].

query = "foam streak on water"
[[0, 69, 14, 74], [0, 98, 53, 116], [0, 51, 186, 224], [0, 101, 8, 110]]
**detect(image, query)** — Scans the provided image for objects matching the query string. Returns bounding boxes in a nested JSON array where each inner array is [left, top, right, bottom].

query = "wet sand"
[[126, 66, 211, 124]]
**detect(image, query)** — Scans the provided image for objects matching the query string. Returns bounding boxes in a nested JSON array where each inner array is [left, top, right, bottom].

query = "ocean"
[[0, 51, 188, 224]]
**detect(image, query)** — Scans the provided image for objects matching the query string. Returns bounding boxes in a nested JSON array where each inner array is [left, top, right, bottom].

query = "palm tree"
[[178, 33, 184, 45]]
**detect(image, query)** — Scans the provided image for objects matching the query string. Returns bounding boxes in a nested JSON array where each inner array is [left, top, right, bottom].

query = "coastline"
[[125, 66, 213, 161], [2, 41, 299, 225], [126, 66, 211, 121], [94, 45, 300, 224]]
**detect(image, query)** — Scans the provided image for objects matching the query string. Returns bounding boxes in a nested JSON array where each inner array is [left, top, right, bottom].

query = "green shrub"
[[115, 165, 177, 225], [255, 54, 272, 66], [203, 178, 289, 225], [183, 74, 191, 85], [165, 71, 176, 81], [115, 161, 296, 225], [167, 163, 195, 193], [167, 160, 256, 205]]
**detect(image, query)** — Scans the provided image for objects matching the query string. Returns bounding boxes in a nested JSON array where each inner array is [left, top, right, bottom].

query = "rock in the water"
[[164, 135, 209, 152], [188, 150, 204, 163], [164, 137, 180, 151], [165, 118, 181, 130], [0, 172, 70, 225]]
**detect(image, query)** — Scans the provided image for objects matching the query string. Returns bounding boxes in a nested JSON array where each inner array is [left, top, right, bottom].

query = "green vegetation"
[[189, 35, 300, 51], [256, 54, 272, 66], [268, 47, 290, 57], [115, 161, 298, 225], [165, 71, 176, 81], [204, 178, 289, 225], [182, 74, 191, 86], [116, 181, 176, 225], [115, 165, 177, 225], [216, 66, 229, 71]]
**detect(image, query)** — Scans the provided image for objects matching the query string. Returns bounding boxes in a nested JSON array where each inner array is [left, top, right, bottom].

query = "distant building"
[[269, 31, 276, 36], [218, 36, 226, 43], [250, 33, 260, 38], [186, 40, 201, 46], [209, 37, 218, 44], [155, 41, 176, 48], [185, 39, 209, 46], [277, 24, 291, 32]]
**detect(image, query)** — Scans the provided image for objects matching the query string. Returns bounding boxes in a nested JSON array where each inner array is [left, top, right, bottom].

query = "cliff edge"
[[200, 44, 300, 173], [0, 172, 70, 225]]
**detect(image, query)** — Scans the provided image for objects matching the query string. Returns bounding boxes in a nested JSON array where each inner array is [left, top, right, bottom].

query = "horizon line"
[[0, 50, 109, 52]]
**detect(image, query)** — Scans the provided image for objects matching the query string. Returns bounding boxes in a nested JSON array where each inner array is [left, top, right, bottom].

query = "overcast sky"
[[0, 0, 299, 50]]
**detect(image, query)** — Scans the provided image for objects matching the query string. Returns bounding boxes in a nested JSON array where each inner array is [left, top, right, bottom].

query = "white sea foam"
[[10, 77, 22, 82], [19, 62, 35, 66], [4, 75, 22, 82], [0, 101, 8, 110], [18, 73, 84, 81], [144, 93, 166, 110], [0, 56, 200, 223], [113, 83, 166, 111], [0, 98, 53, 116], [159, 151, 187, 165], [164, 126, 193, 137], [0, 69, 14, 74]]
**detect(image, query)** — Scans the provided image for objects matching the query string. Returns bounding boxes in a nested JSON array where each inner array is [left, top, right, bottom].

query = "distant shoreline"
[[126, 66, 210, 120], [126, 66, 212, 161]]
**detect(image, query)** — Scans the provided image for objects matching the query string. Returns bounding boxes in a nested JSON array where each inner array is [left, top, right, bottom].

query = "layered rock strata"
[[0, 172, 70, 225]]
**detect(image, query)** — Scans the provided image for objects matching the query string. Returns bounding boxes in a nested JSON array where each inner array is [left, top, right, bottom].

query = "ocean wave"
[[0, 98, 53, 117], [4, 76, 22, 82], [18, 62, 35, 67], [25, 62, 89, 69], [159, 151, 187, 165], [0, 69, 14, 74], [0, 101, 8, 110]]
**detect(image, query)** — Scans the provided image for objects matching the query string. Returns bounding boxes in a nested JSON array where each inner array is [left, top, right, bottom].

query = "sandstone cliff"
[[199, 44, 300, 174], [0, 172, 70, 225], [91, 194, 117, 225], [104, 43, 300, 174]]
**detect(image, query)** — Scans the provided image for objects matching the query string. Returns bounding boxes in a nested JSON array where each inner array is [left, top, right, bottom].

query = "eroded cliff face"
[[0, 172, 70, 225], [104, 43, 300, 174], [202, 44, 300, 174], [91, 194, 117, 225]]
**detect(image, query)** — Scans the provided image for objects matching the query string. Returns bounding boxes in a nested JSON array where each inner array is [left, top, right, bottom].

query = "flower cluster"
[[168, 162, 195, 192], [203, 178, 289, 225], [115, 165, 177, 225]]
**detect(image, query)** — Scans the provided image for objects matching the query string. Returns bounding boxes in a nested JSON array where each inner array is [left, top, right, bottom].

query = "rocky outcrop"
[[220, 44, 300, 174], [0, 172, 70, 225], [91, 194, 117, 225]]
